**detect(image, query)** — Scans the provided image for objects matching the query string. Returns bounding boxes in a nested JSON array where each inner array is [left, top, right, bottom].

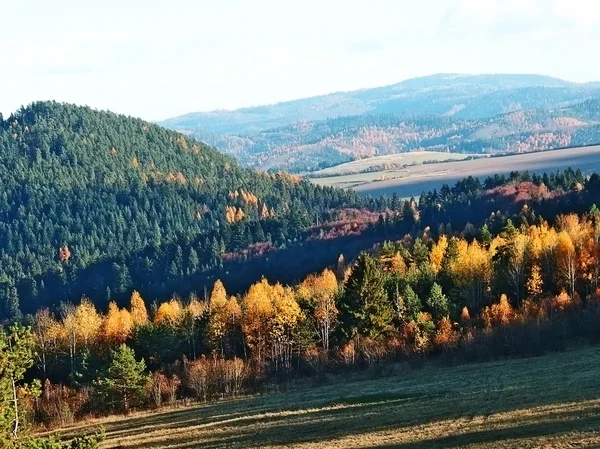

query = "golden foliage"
[[130, 290, 149, 326], [208, 280, 231, 350], [550, 290, 581, 312], [481, 294, 515, 328], [433, 317, 459, 350], [297, 269, 339, 350], [103, 301, 133, 345], [154, 298, 183, 326], [225, 206, 245, 223], [527, 265, 544, 300], [429, 235, 448, 275], [75, 298, 103, 348], [240, 278, 301, 361]]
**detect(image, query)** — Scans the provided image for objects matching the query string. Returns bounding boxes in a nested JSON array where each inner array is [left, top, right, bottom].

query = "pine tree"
[[426, 283, 449, 321], [99, 344, 149, 414], [402, 285, 422, 322], [340, 253, 393, 339]]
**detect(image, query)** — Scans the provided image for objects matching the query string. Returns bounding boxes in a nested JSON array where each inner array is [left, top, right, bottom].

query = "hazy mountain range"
[[160, 74, 600, 172]]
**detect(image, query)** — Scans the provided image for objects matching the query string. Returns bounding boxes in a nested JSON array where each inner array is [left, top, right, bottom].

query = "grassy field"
[[312, 152, 476, 177], [60, 347, 600, 448], [311, 145, 600, 198]]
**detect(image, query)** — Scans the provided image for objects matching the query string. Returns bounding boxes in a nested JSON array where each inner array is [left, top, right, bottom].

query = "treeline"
[[6, 207, 599, 429]]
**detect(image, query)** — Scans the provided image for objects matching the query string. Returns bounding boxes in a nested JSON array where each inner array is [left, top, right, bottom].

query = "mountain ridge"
[[160, 73, 595, 136]]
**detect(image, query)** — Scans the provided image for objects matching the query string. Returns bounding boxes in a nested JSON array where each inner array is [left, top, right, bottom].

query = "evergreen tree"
[[98, 344, 149, 413], [402, 285, 422, 322], [340, 253, 393, 339], [426, 283, 449, 320]]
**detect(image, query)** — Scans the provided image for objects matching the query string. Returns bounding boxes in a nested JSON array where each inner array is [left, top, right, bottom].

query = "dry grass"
[[313, 152, 475, 177], [311, 145, 600, 198], [56, 346, 600, 448]]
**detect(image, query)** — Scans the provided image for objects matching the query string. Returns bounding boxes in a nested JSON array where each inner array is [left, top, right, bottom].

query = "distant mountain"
[[160, 74, 600, 172], [172, 99, 600, 172], [161, 74, 594, 135]]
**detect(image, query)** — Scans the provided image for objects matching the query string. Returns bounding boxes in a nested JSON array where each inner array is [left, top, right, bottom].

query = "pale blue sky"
[[2, 0, 600, 121]]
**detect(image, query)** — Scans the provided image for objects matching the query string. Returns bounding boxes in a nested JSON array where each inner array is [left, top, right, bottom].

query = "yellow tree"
[[526, 264, 544, 301], [537, 223, 558, 289], [270, 283, 302, 371], [130, 290, 149, 326], [450, 239, 494, 310], [74, 298, 103, 350], [154, 298, 184, 326], [429, 235, 448, 275], [208, 280, 229, 354], [103, 302, 133, 346], [481, 294, 515, 328], [58, 298, 102, 379], [297, 269, 339, 351], [241, 278, 274, 365]]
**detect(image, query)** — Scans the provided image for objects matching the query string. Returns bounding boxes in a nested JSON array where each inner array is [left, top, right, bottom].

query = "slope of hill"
[[161, 75, 600, 172], [0, 102, 361, 319], [161, 73, 587, 135], [68, 347, 600, 448], [192, 101, 600, 172]]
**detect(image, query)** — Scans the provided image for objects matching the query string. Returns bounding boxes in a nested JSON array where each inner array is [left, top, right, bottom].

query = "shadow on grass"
[[102, 394, 600, 449], [356, 413, 600, 449]]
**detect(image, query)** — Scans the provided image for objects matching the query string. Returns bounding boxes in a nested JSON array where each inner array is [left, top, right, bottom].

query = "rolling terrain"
[[161, 74, 600, 172], [61, 347, 600, 449], [312, 145, 600, 198], [161, 74, 595, 135], [310, 151, 477, 176]]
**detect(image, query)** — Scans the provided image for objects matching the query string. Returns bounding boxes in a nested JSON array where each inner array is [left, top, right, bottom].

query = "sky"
[[2, 0, 600, 121]]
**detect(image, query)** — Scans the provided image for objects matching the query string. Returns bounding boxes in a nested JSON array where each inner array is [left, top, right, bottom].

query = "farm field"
[[311, 145, 600, 198], [311, 151, 477, 176], [60, 347, 600, 449]]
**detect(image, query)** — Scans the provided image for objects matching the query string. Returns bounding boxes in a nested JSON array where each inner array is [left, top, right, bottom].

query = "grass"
[[311, 145, 600, 198], [311, 152, 476, 177], [59, 346, 600, 448]]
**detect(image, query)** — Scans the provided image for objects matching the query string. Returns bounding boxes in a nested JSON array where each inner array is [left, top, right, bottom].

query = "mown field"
[[58, 347, 600, 448], [311, 151, 476, 176], [311, 145, 600, 198]]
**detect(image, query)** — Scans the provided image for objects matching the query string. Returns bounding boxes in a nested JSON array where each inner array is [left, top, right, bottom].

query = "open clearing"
[[311, 145, 600, 198], [312, 151, 476, 176], [62, 347, 600, 448]]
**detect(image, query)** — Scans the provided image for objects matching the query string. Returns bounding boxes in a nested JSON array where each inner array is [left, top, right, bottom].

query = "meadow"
[[311, 151, 476, 176], [311, 145, 600, 197], [58, 347, 600, 448]]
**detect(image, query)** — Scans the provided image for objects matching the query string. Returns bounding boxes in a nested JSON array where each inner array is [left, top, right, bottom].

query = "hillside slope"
[[161, 73, 588, 135], [194, 101, 600, 171], [69, 347, 600, 448], [161, 74, 600, 172], [0, 102, 360, 319]]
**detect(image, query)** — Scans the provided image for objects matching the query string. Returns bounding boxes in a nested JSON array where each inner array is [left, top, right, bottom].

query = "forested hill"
[[0, 102, 360, 319]]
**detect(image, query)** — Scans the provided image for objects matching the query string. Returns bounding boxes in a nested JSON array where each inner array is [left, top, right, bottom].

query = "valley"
[[311, 145, 600, 197]]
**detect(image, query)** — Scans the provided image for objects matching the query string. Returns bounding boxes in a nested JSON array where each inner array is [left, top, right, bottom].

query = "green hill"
[[0, 102, 360, 319]]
